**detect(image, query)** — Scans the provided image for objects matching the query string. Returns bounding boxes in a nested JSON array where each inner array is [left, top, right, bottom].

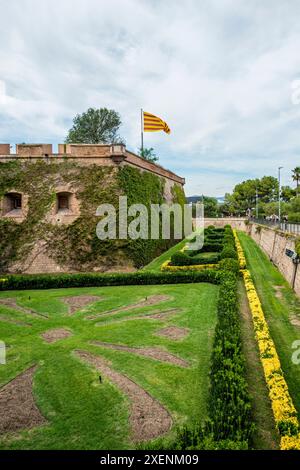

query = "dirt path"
[[0, 315, 32, 327], [87, 295, 173, 319], [0, 298, 48, 319], [155, 326, 190, 340], [62, 295, 102, 316], [95, 308, 183, 327], [0, 366, 47, 434], [75, 350, 172, 442], [92, 341, 189, 368], [41, 328, 72, 343]]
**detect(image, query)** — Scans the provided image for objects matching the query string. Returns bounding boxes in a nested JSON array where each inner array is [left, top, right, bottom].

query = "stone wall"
[[0, 143, 185, 185], [204, 217, 248, 230], [247, 223, 300, 295], [0, 143, 185, 274], [202, 218, 300, 296]]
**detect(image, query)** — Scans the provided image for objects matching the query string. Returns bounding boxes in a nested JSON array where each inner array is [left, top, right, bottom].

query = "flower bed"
[[161, 260, 218, 272], [233, 229, 246, 269], [163, 225, 237, 271], [236, 231, 300, 450]]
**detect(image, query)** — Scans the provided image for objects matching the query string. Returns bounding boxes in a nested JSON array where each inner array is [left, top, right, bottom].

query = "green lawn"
[[0, 282, 218, 450], [142, 239, 186, 272], [238, 231, 300, 416], [191, 252, 218, 261]]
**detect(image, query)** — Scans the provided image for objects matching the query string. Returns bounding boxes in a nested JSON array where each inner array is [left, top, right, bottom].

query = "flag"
[[143, 111, 171, 134]]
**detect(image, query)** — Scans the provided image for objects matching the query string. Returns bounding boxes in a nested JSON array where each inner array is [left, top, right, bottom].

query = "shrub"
[[208, 272, 254, 443], [201, 243, 223, 252], [0, 270, 221, 291], [287, 212, 300, 223], [220, 246, 238, 260], [171, 268, 254, 449], [170, 251, 219, 266], [218, 258, 240, 274]]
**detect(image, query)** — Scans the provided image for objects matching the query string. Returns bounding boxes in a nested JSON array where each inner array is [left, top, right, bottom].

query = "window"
[[12, 194, 22, 210], [58, 194, 69, 210], [56, 192, 72, 213], [3, 192, 22, 213]]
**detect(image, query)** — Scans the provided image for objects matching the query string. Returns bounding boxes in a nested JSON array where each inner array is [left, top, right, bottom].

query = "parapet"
[[0, 143, 185, 185], [16, 144, 53, 156], [0, 144, 10, 155]]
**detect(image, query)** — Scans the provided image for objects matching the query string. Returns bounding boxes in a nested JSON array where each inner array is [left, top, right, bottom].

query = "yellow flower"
[[161, 260, 218, 272], [281, 435, 300, 450], [238, 239, 300, 446], [233, 230, 247, 269]]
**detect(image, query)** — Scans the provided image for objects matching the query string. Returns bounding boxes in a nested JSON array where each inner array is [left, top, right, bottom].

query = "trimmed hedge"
[[208, 272, 253, 442], [171, 252, 219, 266], [220, 246, 238, 260], [171, 270, 254, 450], [0, 270, 221, 291], [218, 258, 240, 275]]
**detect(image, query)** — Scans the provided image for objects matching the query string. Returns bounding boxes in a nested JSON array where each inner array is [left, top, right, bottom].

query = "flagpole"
[[141, 108, 144, 153]]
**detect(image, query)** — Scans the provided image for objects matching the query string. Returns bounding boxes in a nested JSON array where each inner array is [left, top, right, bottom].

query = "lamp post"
[[256, 187, 258, 219], [278, 166, 283, 223]]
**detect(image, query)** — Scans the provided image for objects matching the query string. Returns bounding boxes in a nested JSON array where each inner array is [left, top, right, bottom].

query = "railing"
[[250, 218, 300, 235]]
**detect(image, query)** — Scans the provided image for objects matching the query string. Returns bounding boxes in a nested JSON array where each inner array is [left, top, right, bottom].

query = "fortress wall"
[[248, 223, 300, 295], [0, 143, 185, 186], [0, 143, 185, 274], [203, 217, 248, 230]]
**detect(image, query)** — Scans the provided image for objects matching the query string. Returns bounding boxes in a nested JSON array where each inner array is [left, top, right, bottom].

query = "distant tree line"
[[192, 167, 300, 222]]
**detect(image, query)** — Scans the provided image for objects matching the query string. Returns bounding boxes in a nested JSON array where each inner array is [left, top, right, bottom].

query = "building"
[[0, 143, 185, 274]]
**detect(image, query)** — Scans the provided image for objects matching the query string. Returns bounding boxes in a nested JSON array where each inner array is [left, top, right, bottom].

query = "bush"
[[0, 270, 221, 291], [170, 251, 219, 266], [208, 272, 254, 443], [170, 252, 194, 266], [171, 269, 254, 449], [218, 258, 240, 274], [220, 246, 238, 260], [201, 243, 223, 252], [287, 212, 300, 223], [205, 233, 224, 241]]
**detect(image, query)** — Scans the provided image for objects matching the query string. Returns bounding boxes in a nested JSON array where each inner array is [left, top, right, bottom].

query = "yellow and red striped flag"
[[143, 111, 171, 134]]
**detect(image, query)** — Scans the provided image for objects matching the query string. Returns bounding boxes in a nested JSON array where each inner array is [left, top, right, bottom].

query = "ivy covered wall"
[[0, 160, 185, 273]]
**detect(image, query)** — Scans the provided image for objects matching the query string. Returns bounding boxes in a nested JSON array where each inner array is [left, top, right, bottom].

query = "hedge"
[[172, 270, 254, 449], [170, 252, 219, 266], [0, 270, 221, 291]]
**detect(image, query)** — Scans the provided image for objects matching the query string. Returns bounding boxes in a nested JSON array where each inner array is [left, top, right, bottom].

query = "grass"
[[191, 252, 218, 261], [0, 282, 218, 450], [142, 239, 186, 272], [238, 231, 300, 417]]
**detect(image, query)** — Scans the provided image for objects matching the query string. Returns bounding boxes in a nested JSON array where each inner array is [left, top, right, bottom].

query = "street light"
[[256, 187, 258, 219], [278, 166, 283, 223]]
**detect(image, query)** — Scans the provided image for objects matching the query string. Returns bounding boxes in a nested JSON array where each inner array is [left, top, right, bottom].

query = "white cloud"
[[1, 0, 300, 195]]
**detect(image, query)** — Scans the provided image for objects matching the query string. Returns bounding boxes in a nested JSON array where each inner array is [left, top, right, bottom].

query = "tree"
[[292, 167, 300, 189], [202, 196, 219, 217], [222, 176, 279, 216], [281, 185, 296, 202], [65, 108, 124, 144], [138, 147, 158, 163], [192, 196, 219, 217]]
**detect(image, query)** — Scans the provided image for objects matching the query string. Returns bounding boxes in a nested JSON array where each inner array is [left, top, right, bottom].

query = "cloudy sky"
[[1, 0, 300, 196]]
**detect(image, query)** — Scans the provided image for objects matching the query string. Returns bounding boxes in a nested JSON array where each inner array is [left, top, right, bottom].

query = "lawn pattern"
[[0, 283, 218, 449]]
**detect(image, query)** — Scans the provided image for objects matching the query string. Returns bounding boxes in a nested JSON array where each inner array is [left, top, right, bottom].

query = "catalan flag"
[[143, 111, 171, 134]]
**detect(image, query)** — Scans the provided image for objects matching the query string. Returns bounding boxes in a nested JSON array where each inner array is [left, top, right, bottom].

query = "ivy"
[[0, 160, 185, 272]]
